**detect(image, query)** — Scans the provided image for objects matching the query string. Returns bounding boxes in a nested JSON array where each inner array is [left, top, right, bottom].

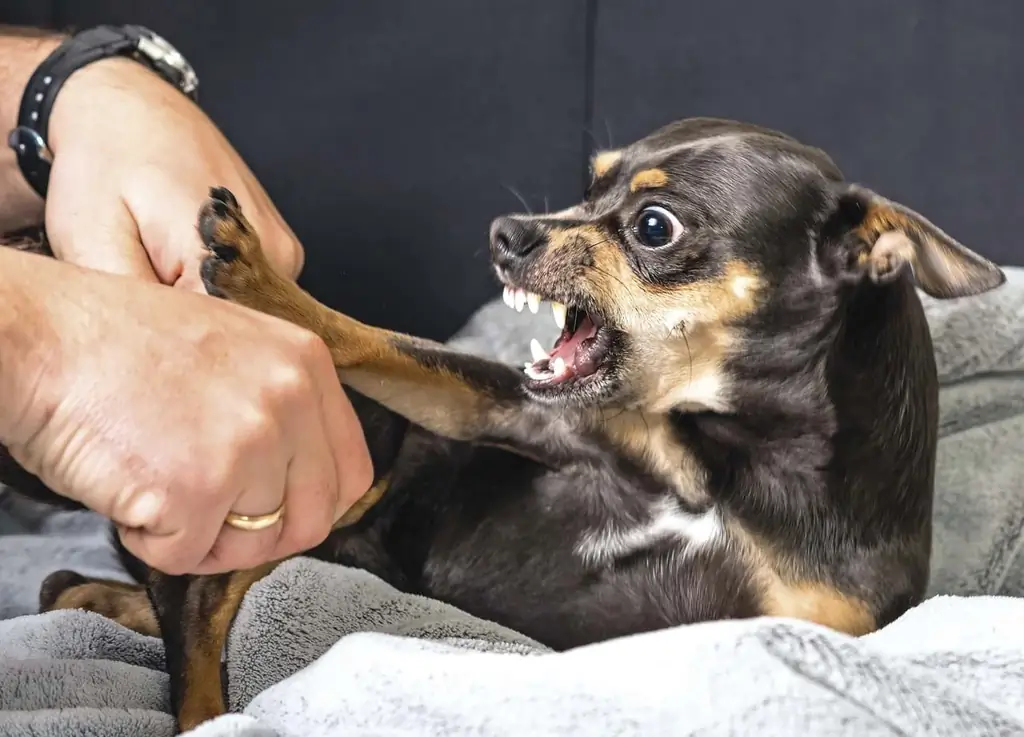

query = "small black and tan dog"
[[0, 117, 1005, 731]]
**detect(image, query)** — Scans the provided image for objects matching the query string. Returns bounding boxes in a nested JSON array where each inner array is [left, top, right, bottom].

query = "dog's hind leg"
[[145, 565, 281, 732], [39, 570, 161, 636], [39, 563, 279, 731], [197, 187, 586, 466]]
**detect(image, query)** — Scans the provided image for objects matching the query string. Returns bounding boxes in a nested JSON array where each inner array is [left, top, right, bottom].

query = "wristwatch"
[[6, 25, 199, 198]]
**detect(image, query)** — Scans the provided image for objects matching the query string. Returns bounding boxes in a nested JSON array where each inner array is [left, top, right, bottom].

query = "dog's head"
[[489, 117, 1004, 410]]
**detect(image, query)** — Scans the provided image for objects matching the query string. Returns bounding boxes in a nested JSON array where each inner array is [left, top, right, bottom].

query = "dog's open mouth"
[[502, 286, 613, 387]]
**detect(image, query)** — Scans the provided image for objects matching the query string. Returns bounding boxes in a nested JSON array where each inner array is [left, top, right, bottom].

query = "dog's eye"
[[633, 206, 683, 248]]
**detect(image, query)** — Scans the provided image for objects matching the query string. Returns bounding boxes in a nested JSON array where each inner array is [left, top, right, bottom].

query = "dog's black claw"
[[208, 186, 239, 209], [38, 569, 88, 612], [209, 199, 231, 219], [199, 257, 226, 298], [210, 243, 239, 262]]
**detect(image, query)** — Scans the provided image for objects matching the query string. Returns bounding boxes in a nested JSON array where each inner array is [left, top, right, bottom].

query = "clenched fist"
[[0, 249, 372, 575]]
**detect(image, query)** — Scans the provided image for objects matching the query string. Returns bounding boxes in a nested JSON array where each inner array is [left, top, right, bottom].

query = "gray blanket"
[[1, 269, 1023, 736]]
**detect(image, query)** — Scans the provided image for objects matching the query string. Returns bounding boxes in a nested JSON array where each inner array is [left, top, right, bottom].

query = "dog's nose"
[[489, 216, 544, 263]]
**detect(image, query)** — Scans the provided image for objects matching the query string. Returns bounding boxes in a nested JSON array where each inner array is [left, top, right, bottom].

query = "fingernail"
[[123, 490, 163, 528]]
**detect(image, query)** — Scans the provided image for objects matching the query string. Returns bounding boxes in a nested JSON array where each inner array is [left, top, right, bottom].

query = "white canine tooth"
[[552, 356, 568, 376], [503, 286, 515, 309], [526, 292, 541, 314], [514, 289, 526, 312], [523, 363, 552, 381], [551, 301, 567, 330], [530, 338, 548, 362]]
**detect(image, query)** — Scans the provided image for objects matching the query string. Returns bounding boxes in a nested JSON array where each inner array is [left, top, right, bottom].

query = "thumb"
[[45, 190, 161, 283]]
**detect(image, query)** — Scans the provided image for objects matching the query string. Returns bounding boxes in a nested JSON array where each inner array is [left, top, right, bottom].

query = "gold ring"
[[224, 502, 285, 531]]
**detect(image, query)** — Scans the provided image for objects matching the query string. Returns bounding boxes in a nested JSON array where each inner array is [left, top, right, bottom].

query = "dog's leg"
[[38, 473, 392, 731], [197, 187, 585, 465], [148, 565, 279, 732], [39, 570, 161, 636], [39, 564, 279, 730]]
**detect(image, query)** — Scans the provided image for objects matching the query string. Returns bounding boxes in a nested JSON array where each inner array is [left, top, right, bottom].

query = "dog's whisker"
[[504, 185, 533, 215]]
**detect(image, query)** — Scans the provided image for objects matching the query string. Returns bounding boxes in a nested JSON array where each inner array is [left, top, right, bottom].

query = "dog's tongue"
[[524, 313, 602, 384], [551, 313, 599, 371]]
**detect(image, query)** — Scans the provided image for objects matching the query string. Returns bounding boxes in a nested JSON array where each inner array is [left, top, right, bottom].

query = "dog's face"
[[489, 117, 1004, 410]]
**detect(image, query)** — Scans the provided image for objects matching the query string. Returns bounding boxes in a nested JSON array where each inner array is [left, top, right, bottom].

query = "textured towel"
[[1, 268, 1022, 736]]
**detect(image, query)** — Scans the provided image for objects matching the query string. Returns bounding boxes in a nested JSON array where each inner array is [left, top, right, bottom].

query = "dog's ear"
[[826, 184, 1005, 299]]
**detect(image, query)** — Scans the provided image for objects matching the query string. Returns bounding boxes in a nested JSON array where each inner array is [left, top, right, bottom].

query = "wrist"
[[47, 55, 167, 156], [0, 29, 65, 228]]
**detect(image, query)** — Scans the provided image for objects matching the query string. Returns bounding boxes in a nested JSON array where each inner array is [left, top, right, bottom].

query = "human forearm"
[[0, 246, 61, 445], [0, 26, 65, 230]]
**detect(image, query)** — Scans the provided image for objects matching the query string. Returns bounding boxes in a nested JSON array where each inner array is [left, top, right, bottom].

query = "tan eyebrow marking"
[[592, 150, 622, 179], [629, 168, 669, 192]]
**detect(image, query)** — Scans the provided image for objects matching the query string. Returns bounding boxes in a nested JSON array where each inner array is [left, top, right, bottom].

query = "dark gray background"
[[5, 1, 1021, 340]]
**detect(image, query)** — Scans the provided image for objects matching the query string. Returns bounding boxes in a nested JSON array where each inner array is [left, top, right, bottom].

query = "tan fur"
[[178, 563, 279, 731], [334, 474, 390, 529], [629, 168, 669, 192], [536, 224, 762, 413], [853, 197, 1002, 298], [599, 410, 711, 507], [591, 150, 622, 179], [760, 580, 877, 635], [48, 579, 160, 637], [728, 521, 877, 636]]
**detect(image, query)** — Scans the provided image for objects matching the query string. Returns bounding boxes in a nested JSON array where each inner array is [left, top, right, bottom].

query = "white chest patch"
[[574, 499, 724, 567]]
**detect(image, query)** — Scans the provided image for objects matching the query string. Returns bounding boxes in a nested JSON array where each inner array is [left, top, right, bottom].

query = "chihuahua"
[[1, 117, 1005, 731]]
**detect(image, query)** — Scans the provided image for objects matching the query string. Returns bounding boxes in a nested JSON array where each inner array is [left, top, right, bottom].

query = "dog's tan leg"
[[40, 564, 280, 731], [198, 188, 576, 459], [166, 564, 279, 731], [39, 571, 161, 636]]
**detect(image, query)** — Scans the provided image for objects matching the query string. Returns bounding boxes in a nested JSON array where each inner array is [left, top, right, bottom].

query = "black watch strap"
[[7, 25, 199, 198]]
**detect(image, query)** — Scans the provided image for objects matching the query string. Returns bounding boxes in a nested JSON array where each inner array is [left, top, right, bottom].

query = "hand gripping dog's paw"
[[198, 186, 271, 303]]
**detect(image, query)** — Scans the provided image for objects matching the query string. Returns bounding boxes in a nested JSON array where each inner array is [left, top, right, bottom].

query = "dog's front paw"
[[198, 186, 268, 302]]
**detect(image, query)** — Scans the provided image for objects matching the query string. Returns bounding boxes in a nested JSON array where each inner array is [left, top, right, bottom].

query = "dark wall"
[[3, 1, 1021, 340], [591, 0, 1024, 277]]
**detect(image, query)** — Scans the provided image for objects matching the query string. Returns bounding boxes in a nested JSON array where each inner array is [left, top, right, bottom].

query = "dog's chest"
[[571, 410, 726, 565], [573, 497, 724, 567]]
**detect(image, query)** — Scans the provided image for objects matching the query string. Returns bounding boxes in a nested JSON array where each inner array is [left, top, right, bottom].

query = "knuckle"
[[263, 357, 315, 409], [271, 362, 310, 399], [220, 404, 280, 467], [293, 329, 332, 368]]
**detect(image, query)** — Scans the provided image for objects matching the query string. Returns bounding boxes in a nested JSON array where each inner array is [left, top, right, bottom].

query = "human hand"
[[1, 253, 373, 575], [43, 55, 303, 290]]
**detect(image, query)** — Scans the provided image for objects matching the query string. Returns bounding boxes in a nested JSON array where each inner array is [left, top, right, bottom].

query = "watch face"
[[137, 31, 199, 97]]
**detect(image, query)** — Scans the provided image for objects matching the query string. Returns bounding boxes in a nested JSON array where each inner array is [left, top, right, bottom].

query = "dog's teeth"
[[523, 363, 550, 381], [530, 339, 549, 361], [514, 289, 527, 312], [526, 292, 541, 314], [503, 286, 515, 309], [552, 356, 568, 376], [551, 302, 567, 330]]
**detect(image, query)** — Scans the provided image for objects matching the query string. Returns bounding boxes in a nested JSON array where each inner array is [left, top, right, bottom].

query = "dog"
[[0, 117, 1005, 731]]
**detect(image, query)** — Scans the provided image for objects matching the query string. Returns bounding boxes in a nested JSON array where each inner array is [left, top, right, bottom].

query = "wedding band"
[[224, 502, 285, 531]]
